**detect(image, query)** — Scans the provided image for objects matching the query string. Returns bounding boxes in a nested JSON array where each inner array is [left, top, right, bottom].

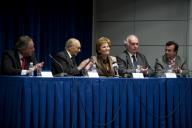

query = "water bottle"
[[36, 68, 42, 76], [91, 63, 97, 72], [167, 65, 173, 73], [28, 62, 34, 76], [136, 65, 141, 73]]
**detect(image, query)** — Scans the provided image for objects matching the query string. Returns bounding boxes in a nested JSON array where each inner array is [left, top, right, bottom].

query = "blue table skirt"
[[0, 76, 191, 128]]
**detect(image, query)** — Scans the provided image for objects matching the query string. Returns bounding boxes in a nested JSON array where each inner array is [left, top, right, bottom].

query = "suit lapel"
[[14, 51, 22, 69], [64, 50, 75, 66], [136, 54, 142, 65], [175, 56, 181, 66], [124, 51, 134, 68]]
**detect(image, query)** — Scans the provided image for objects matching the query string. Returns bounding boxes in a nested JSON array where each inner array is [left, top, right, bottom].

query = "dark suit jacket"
[[1, 49, 37, 75], [155, 55, 188, 77], [51, 50, 80, 76], [117, 50, 154, 77]]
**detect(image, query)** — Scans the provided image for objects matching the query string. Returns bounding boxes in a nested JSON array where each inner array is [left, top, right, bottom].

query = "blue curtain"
[[0, 0, 93, 70]]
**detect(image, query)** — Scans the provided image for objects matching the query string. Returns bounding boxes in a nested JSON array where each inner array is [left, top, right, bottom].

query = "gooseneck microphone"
[[112, 62, 119, 77], [49, 54, 67, 76]]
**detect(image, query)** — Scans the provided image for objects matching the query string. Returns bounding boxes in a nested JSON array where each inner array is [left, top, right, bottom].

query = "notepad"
[[87, 71, 99, 78], [41, 71, 53, 77], [132, 73, 144, 78], [165, 73, 177, 78]]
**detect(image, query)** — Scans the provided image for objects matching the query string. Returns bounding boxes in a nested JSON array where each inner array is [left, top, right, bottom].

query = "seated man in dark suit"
[[51, 38, 90, 76], [155, 41, 188, 77], [117, 34, 154, 77], [1, 35, 44, 75]]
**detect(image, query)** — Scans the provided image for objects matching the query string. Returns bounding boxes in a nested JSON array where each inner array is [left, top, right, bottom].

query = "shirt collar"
[[168, 57, 176, 63], [66, 50, 72, 58], [127, 51, 136, 57], [18, 52, 24, 59]]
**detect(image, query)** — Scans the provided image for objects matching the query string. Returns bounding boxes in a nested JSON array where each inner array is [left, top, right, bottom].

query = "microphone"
[[49, 54, 67, 76], [112, 62, 119, 77]]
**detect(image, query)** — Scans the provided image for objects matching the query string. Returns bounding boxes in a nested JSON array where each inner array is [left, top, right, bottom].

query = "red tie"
[[21, 57, 27, 69]]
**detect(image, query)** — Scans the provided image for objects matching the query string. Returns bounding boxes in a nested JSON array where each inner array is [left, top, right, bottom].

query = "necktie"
[[132, 55, 137, 67], [21, 57, 27, 69], [71, 57, 76, 66]]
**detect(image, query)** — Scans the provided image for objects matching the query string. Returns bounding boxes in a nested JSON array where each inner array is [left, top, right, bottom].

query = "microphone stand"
[[49, 54, 68, 76]]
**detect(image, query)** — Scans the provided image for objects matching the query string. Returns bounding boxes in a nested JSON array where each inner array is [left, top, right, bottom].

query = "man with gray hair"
[[1, 35, 44, 75], [51, 38, 90, 76], [116, 34, 154, 77]]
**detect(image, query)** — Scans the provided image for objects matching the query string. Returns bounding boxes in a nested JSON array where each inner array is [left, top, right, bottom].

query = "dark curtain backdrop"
[[0, 0, 93, 70]]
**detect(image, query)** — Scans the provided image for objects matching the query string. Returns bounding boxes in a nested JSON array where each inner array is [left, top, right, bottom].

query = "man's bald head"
[[65, 38, 81, 56]]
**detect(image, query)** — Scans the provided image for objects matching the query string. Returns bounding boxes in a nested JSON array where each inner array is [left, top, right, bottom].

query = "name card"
[[87, 71, 99, 78], [41, 71, 53, 77], [132, 73, 144, 78], [165, 73, 177, 78]]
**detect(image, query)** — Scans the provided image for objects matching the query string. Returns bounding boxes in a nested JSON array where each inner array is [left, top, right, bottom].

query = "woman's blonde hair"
[[96, 37, 111, 54]]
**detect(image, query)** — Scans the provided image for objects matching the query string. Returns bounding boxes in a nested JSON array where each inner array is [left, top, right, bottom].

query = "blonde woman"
[[85, 37, 118, 77]]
